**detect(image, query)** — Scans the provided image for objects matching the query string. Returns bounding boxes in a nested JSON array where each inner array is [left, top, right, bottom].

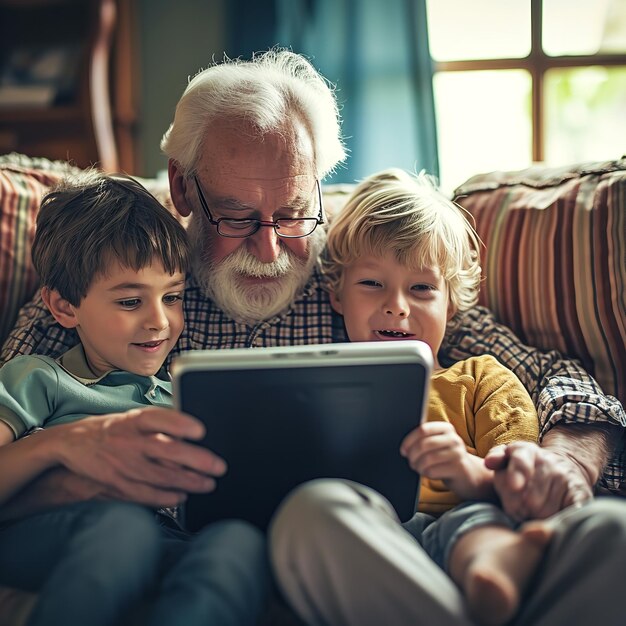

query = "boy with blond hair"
[[273, 168, 550, 626]]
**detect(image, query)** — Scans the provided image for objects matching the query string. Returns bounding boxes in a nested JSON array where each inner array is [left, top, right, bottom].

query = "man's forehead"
[[197, 154, 315, 184], [198, 171, 316, 203], [197, 117, 317, 191]]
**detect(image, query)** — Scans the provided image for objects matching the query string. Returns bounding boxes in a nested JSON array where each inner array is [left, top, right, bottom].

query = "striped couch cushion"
[[0, 154, 84, 345], [453, 158, 626, 404]]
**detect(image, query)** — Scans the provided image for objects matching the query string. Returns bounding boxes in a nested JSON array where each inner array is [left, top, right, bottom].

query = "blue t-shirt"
[[0, 344, 172, 439]]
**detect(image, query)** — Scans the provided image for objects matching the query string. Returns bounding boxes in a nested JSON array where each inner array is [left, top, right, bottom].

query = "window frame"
[[431, 0, 626, 161]]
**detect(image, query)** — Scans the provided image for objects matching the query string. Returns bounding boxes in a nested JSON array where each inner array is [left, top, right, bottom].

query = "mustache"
[[225, 245, 297, 278]]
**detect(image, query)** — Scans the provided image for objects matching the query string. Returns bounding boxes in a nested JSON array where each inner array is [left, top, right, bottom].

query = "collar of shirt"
[[55, 343, 170, 392]]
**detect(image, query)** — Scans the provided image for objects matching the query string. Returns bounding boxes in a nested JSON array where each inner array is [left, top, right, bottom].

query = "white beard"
[[189, 213, 325, 325]]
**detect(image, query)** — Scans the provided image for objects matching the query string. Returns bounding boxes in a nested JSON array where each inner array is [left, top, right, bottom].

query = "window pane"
[[543, 0, 626, 55], [544, 66, 626, 164], [433, 70, 532, 193], [427, 0, 530, 61]]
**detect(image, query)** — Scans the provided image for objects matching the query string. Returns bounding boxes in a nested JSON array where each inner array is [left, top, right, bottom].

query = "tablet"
[[171, 341, 432, 531]]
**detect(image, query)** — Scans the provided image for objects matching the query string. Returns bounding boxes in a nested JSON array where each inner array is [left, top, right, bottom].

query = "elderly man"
[[2, 49, 625, 626]]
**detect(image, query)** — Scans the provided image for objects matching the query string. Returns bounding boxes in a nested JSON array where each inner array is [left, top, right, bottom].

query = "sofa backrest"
[[453, 158, 625, 404]]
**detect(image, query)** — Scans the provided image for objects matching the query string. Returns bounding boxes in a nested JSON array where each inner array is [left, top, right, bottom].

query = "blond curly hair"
[[324, 168, 482, 314]]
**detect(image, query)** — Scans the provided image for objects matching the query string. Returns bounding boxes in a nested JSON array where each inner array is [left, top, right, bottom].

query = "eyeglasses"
[[193, 176, 324, 239]]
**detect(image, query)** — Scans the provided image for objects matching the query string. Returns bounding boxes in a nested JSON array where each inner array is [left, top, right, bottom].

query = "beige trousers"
[[270, 479, 626, 626]]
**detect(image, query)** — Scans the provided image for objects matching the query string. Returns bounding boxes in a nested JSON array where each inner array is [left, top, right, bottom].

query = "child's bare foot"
[[520, 520, 554, 545], [452, 523, 553, 626], [464, 563, 518, 626]]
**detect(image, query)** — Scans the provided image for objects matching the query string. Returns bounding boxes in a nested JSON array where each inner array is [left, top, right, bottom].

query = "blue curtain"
[[227, 0, 438, 185]]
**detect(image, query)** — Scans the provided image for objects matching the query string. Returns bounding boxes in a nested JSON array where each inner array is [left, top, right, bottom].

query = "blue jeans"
[[402, 500, 516, 572], [0, 500, 270, 626]]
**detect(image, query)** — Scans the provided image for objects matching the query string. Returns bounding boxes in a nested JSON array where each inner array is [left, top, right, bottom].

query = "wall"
[[137, 0, 226, 177]]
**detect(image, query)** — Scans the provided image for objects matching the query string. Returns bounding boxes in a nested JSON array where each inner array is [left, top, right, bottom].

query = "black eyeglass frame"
[[193, 176, 325, 239]]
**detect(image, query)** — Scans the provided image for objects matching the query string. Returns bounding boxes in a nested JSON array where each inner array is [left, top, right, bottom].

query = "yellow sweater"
[[418, 355, 538, 515]]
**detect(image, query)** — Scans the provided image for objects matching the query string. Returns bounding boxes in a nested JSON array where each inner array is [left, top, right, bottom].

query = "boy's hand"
[[400, 421, 468, 479], [400, 422, 495, 500]]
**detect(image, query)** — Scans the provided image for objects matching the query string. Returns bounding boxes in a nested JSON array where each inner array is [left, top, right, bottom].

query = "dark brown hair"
[[32, 171, 190, 305]]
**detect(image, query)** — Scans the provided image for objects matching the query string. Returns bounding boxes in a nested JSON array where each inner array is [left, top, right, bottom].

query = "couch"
[[0, 151, 624, 625]]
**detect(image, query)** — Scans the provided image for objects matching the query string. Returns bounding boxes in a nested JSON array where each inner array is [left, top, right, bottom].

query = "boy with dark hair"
[[0, 172, 269, 626]]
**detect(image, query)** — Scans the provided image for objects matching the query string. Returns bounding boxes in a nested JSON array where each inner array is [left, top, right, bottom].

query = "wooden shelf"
[[0, 0, 121, 171], [0, 106, 85, 123]]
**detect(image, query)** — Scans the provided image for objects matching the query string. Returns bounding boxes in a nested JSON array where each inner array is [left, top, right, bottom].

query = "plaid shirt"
[[3, 264, 625, 492]]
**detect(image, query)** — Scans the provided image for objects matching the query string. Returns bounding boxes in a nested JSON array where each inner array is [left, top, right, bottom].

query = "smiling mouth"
[[133, 340, 165, 348], [375, 330, 414, 339]]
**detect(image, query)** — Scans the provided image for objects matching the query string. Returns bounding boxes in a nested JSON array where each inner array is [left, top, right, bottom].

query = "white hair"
[[161, 48, 347, 179]]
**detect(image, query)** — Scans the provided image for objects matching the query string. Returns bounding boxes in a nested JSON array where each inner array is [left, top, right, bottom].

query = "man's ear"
[[329, 290, 344, 315], [41, 287, 80, 328], [168, 159, 193, 218]]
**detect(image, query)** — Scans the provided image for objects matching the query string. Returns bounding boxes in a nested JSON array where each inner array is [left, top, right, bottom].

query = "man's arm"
[[442, 306, 626, 516], [0, 407, 227, 520], [0, 466, 108, 522], [485, 423, 617, 520], [541, 422, 614, 490], [443, 308, 625, 430]]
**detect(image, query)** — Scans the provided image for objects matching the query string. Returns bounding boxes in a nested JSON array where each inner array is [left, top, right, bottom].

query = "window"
[[426, 0, 626, 193]]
